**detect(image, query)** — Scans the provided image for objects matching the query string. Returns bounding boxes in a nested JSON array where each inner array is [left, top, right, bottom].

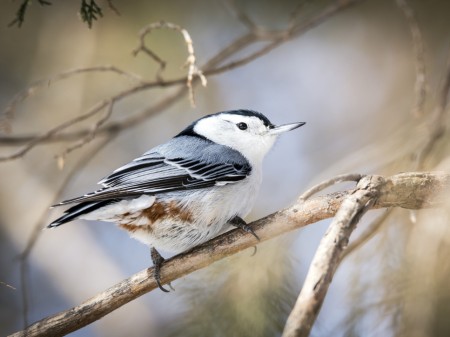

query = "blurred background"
[[1, 0, 450, 336]]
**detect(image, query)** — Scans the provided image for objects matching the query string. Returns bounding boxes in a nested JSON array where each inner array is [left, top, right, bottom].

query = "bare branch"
[[438, 52, 450, 112], [132, 21, 207, 106], [282, 171, 450, 337], [0, 98, 112, 162], [10, 172, 450, 337], [223, 0, 261, 32], [18, 132, 118, 326], [298, 173, 362, 201], [288, 0, 311, 29], [341, 208, 392, 259], [106, 0, 120, 16], [1, 0, 363, 152], [132, 29, 167, 79], [0, 75, 188, 162], [0, 281, 16, 290], [395, 0, 427, 117], [205, 0, 365, 73], [414, 50, 450, 169], [0, 66, 144, 134], [282, 175, 383, 337], [55, 99, 114, 165]]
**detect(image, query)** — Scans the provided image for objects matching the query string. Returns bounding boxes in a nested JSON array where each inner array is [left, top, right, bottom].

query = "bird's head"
[[189, 109, 305, 164]]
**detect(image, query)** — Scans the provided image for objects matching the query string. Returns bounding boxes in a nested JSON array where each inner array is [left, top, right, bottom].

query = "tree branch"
[[10, 171, 450, 337], [0, 0, 364, 156], [298, 173, 362, 201], [282, 175, 382, 337], [132, 21, 207, 106], [18, 132, 118, 326], [414, 49, 450, 169], [395, 0, 427, 117], [341, 208, 392, 259]]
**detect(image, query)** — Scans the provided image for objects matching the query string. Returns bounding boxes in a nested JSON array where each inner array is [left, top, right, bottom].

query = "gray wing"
[[55, 136, 251, 205]]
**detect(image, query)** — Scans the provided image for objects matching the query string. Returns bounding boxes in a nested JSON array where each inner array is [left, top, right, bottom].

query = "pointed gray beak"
[[268, 122, 305, 135]]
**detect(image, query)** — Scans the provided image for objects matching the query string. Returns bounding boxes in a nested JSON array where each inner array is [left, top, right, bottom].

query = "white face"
[[193, 113, 278, 164]]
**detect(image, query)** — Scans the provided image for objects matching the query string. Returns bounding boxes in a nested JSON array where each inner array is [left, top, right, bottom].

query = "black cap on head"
[[218, 109, 273, 127], [175, 109, 273, 139]]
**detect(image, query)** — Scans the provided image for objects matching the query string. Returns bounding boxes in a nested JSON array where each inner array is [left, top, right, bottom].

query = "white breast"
[[78, 170, 262, 253]]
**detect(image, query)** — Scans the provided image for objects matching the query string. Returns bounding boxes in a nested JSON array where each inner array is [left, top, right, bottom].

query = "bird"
[[49, 109, 305, 291]]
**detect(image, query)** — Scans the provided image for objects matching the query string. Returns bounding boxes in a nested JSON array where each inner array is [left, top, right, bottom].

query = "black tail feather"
[[48, 200, 115, 228]]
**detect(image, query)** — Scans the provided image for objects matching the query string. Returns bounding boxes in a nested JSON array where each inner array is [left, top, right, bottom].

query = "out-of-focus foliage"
[[8, 0, 115, 28], [79, 0, 104, 29], [8, 0, 52, 27], [165, 242, 297, 337]]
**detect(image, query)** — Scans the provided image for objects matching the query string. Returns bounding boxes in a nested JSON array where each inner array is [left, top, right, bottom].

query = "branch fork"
[[10, 172, 450, 337]]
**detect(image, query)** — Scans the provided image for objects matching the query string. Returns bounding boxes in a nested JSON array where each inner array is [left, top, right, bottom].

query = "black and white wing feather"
[[54, 136, 251, 206]]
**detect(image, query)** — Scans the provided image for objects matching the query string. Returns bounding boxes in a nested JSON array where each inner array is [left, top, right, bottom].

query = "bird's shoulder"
[[54, 136, 252, 206], [99, 135, 251, 187], [157, 135, 250, 165]]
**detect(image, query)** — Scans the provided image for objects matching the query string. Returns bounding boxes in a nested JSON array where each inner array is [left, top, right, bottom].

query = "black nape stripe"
[[175, 122, 210, 141], [222, 109, 273, 128]]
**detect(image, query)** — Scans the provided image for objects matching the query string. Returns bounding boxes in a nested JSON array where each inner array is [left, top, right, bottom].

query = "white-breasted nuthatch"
[[49, 109, 305, 291]]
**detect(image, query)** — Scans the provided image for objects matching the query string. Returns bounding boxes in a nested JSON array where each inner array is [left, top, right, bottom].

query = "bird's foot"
[[230, 216, 260, 255], [150, 247, 173, 292], [230, 216, 260, 241], [230, 216, 261, 256]]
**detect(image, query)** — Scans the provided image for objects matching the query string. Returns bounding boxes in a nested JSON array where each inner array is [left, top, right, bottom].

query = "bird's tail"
[[48, 200, 114, 228]]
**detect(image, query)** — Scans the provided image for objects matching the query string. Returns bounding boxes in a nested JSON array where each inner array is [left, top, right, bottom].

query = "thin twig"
[[17, 132, 118, 326], [395, 0, 427, 117], [0, 281, 16, 290], [19, 133, 117, 260], [288, 0, 311, 29], [206, 0, 365, 75], [0, 99, 113, 162], [106, 0, 120, 16], [19, 260, 29, 327], [0, 66, 144, 133], [132, 29, 167, 79], [298, 173, 363, 201], [132, 21, 207, 106], [414, 50, 450, 169], [55, 99, 114, 166], [223, 0, 261, 32], [0, 0, 363, 151], [438, 51, 450, 112], [9, 172, 450, 337]]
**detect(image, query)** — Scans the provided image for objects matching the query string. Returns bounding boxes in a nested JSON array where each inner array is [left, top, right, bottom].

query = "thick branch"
[[281, 172, 450, 337], [282, 175, 382, 337], [10, 172, 450, 337]]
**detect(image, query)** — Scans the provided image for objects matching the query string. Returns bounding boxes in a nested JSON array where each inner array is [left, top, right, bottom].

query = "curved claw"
[[155, 275, 170, 293], [230, 216, 260, 241], [150, 247, 170, 293]]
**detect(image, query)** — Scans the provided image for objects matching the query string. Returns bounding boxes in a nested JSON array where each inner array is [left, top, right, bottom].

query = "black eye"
[[237, 122, 248, 130]]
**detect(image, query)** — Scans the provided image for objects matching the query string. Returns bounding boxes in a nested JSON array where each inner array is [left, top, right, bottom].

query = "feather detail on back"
[[52, 136, 251, 206], [48, 200, 117, 227]]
